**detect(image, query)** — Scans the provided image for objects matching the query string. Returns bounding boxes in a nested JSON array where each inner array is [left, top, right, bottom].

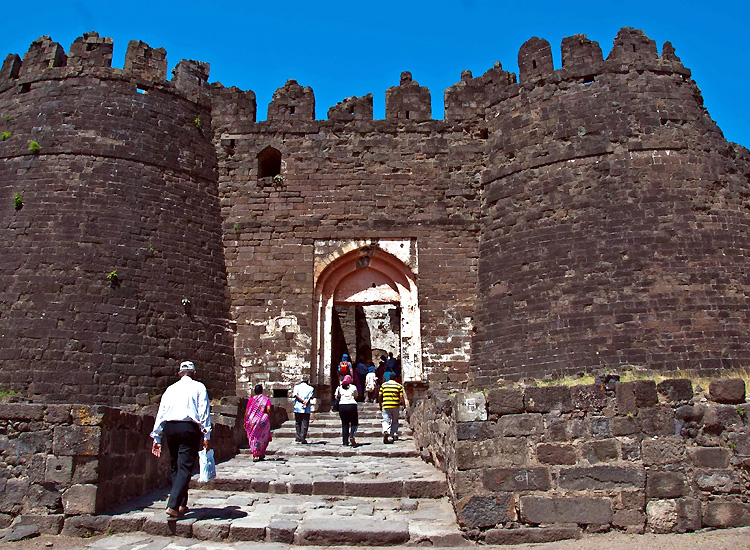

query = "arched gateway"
[[313, 240, 422, 391]]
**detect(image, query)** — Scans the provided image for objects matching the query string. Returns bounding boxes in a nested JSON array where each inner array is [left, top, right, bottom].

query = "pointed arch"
[[312, 242, 422, 388]]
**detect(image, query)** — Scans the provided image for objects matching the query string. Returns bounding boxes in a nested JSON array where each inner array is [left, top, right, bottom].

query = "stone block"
[[582, 438, 619, 463], [456, 493, 513, 528], [296, 517, 409, 545], [657, 379, 693, 403], [487, 388, 524, 415], [107, 514, 146, 533], [143, 515, 195, 537], [558, 466, 645, 490], [611, 416, 638, 435], [701, 404, 742, 434], [452, 470, 482, 499], [543, 415, 569, 441], [570, 384, 607, 411], [52, 425, 101, 456], [702, 500, 750, 527], [268, 518, 296, 543], [17, 431, 52, 455], [641, 437, 685, 465], [612, 509, 645, 531], [456, 421, 498, 441], [11, 513, 63, 535], [62, 484, 97, 515], [727, 429, 750, 456], [46, 405, 70, 424], [228, 516, 267, 541], [524, 386, 573, 413], [520, 496, 613, 525], [0, 478, 30, 514], [617, 380, 657, 414], [72, 458, 99, 484], [482, 467, 551, 492], [484, 526, 581, 544], [404, 478, 447, 498], [646, 471, 685, 498], [589, 416, 612, 438], [312, 479, 345, 495], [455, 391, 487, 421], [694, 470, 741, 494], [345, 479, 404, 497], [709, 379, 746, 404], [675, 404, 703, 422], [455, 437, 528, 469], [60, 515, 111, 537], [646, 498, 700, 533], [536, 443, 577, 465], [45, 455, 73, 484], [0, 404, 44, 421], [193, 520, 230, 541], [690, 447, 730, 468], [497, 413, 544, 436], [638, 407, 676, 436]]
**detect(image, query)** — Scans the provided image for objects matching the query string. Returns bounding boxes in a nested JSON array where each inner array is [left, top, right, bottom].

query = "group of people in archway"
[[337, 351, 401, 402]]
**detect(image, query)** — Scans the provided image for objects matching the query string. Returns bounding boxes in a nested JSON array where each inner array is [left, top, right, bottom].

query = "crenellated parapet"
[[385, 71, 431, 121], [267, 79, 315, 121], [444, 62, 517, 121], [123, 39, 167, 81], [327, 93, 373, 121], [68, 31, 113, 69]]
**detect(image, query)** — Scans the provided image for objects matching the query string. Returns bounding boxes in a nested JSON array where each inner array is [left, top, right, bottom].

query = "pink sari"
[[244, 394, 272, 458]]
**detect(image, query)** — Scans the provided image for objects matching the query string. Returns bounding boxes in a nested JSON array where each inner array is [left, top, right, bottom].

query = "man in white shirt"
[[291, 377, 314, 444], [150, 360, 211, 518]]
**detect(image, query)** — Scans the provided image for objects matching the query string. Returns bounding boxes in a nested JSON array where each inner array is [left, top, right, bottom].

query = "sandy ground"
[[0, 527, 749, 550]]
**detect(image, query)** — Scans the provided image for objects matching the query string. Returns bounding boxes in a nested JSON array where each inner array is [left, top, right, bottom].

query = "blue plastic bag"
[[198, 449, 216, 482]]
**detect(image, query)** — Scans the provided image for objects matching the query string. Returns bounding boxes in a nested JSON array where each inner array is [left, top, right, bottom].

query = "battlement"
[[0, 33, 212, 105], [0, 28, 692, 126]]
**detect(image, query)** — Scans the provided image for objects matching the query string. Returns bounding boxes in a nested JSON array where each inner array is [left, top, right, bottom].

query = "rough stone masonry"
[[0, 28, 748, 405]]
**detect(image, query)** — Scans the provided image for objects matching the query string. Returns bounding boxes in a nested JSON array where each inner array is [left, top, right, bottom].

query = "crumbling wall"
[[411, 377, 750, 543]]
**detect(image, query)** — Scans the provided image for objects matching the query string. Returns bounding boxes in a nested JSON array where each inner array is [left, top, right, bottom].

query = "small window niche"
[[257, 146, 282, 180]]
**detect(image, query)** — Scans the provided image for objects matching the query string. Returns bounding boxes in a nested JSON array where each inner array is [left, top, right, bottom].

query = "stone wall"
[[0, 399, 244, 534], [411, 377, 750, 543], [0, 35, 235, 405], [472, 28, 750, 384]]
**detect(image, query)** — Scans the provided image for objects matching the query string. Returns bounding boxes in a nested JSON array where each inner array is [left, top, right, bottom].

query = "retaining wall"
[[411, 377, 750, 543], [0, 398, 245, 535]]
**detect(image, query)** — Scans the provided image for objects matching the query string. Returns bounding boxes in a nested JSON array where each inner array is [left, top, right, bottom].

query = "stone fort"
[[1, 27, 749, 406]]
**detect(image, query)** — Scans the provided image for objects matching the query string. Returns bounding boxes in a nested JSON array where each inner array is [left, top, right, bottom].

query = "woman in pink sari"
[[244, 384, 272, 461]]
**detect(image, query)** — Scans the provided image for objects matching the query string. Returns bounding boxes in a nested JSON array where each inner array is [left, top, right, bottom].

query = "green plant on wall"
[[194, 117, 202, 129], [28, 140, 41, 153], [13, 192, 23, 211], [106, 270, 119, 287], [273, 174, 284, 185], [1, 131, 10, 141]]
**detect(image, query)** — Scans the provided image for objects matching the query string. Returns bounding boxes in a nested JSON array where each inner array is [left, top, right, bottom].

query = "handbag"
[[198, 448, 216, 482], [332, 396, 340, 412]]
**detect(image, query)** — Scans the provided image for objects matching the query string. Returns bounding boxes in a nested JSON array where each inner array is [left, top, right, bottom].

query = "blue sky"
[[1, 1, 747, 146]]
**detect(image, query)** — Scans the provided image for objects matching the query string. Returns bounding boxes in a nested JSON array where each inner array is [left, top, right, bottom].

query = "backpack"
[[338, 361, 350, 376]]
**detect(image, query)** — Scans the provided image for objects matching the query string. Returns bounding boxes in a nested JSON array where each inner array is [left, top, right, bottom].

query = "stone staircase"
[[104, 403, 469, 546]]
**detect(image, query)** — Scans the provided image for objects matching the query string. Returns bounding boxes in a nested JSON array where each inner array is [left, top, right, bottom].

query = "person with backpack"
[[338, 354, 352, 379]]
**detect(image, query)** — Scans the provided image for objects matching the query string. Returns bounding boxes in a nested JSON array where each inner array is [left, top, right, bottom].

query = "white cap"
[[179, 360, 196, 372]]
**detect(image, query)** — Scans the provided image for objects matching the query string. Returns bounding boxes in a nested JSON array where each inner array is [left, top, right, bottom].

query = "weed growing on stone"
[[106, 270, 119, 287], [194, 117, 202, 129], [1, 131, 10, 140], [0, 385, 19, 399], [28, 140, 41, 153], [13, 192, 23, 210], [273, 174, 284, 185], [233, 222, 240, 231], [1, 114, 13, 122]]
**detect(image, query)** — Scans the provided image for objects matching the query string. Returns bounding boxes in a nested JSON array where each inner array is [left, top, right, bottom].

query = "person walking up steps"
[[292, 377, 314, 444], [335, 374, 359, 446], [378, 375, 405, 444], [150, 360, 211, 518]]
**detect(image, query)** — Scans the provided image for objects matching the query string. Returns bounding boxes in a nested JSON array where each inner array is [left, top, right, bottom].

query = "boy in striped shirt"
[[378, 375, 405, 444]]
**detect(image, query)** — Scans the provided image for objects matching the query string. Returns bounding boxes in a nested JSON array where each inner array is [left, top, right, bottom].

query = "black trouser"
[[295, 412, 310, 442], [164, 421, 202, 511], [338, 403, 358, 444]]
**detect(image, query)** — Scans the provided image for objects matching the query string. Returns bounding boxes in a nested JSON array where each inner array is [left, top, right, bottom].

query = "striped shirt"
[[379, 380, 404, 409]]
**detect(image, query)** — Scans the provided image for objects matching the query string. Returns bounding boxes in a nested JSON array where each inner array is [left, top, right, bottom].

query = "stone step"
[[106, 489, 469, 546], [193, 453, 446, 498], [272, 427, 412, 439]]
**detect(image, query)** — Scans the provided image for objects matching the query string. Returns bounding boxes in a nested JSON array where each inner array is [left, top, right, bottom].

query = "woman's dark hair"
[[254, 384, 263, 395]]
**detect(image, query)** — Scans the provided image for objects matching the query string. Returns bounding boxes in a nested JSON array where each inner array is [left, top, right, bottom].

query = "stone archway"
[[312, 240, 422, 390]]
